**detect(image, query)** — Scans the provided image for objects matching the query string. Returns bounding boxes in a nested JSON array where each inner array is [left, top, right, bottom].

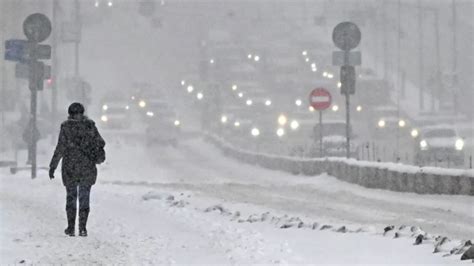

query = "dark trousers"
[[65, 185, 91, 230]]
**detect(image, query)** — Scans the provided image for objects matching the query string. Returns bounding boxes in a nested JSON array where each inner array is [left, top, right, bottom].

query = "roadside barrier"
[[205, 134, 473, 196]]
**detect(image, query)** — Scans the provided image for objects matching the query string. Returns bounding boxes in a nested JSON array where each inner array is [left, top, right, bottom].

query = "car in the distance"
[[415, 125, 465, 166]]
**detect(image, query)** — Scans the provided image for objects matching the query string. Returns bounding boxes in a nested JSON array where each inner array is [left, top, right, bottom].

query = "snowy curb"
[[204, 134, 474, 196]]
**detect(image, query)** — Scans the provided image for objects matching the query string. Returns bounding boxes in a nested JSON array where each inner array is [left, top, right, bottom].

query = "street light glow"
[[209, 58, 215, 64], [302, 50, 308, 56], [332, 105, 339, 112], [356, 105, 362, 112], [254, 55, 260, 62], [378, 119, 386, 128], [196, 92, 204, 100], [411, 129, 419, 138], [238, 92, 244, 98], [187, 85, 194, 93], [309, 106, 315, 112], [295, 99, 302, 106], [246, 99, 253, 106], [139, 100, 146, 108], [108, 1, 113, 7], [94, 1, 99, 7], [232, 84, 238, 91]]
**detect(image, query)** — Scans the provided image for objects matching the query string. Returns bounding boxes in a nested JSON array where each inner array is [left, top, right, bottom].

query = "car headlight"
[[139, 100, 146, 108], [420, 139, 428, 150], [290, 120, 299, 130], [398, 119, 406, 128], [251, 128, 260, 137], [101, 115, 108, 122], [221, 115, 228, 124], [378, 119, 386, 128], [102, 104, 108, 111], [411, 129, 419, 138], [278, 114, 287, 126], [455, 139, 464, 151], [174, 120, 180, 126], [146, 111, 154, 117], [276, 128, 285, 137]]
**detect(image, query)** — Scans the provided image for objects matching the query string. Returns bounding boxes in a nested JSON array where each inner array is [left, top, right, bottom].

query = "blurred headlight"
[[187, 85, 194, 93], [332, 105, 339, 112], [455, 139, 464, 151], [278, 114, 287, 126], [146, 111, 154, 117], [411, 129, 419, 138], [102, 105, 108, 111], [174, 120, 180, 126], [232, 84, 238, 91], [265, 100, 272, 106], [221, 115, 228, 124], [246, 99, 253, 106], [101, 115, 108, 122], [234, 121, 240, 127], [295, 99, 302, 106], [398, 119, 406, 128], [139, 100, 146, 108], [356, 105, 362, 112], [251, 128, 260, 137], [276, 128, 285, 137], [290, 120, 299, 130], [125, 105, 130, 110], [420, 139, 428, 150], [196, 92, 204, 100], [378, 119, 386, 128]]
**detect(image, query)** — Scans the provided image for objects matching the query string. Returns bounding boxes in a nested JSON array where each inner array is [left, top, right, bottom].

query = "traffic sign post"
[[309, 88, 332, 157], [3, 13, 52, 179], [332, 21, 361, 158]]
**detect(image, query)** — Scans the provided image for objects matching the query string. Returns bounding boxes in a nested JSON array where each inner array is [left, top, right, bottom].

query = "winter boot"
[[78, 210, 89, 237], [64, 210, 76, 237]]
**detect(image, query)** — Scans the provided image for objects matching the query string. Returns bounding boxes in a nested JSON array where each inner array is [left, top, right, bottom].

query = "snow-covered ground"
[[1, 134, 472, 265]]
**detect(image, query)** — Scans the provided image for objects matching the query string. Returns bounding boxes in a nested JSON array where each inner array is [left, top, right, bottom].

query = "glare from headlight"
[[234, 121, 240, 127], [411, 129, 419, 138], [309, 106, 315, 112], [146, 111, 154, 117], [101, 115, 108, 122], [174, 120, 180, 126], [278, 114, 287, 126], [276, 128, 285, 137], [455, 139, 464, 151], [139, 100, 146, 108], [265, 100, 272, 106], [221, 115, 228, 124], [378, 119, 386, 128], [246, 99, 253, 106], [125, 105, 130, 110], [251, 128, 260, 137], [327, 73, 334, 79], [196, 92, 204, 100], [238, 92, 244, 98], [290, 120, 299, 130], [332, 105, 339, 112], [398, 119, 406, 128], [420, 139, 428, 150], [131, 96, 135, 100], [356, 105, 362, 112], [302, 50, 308, 56], [247, 54, 252, 59], [254, 55, 260, 62], [323, 71, 328, 77], [295, 99, 302, 106], [102, 105, 108, 111], [337, 82, 342, 88], [181, 80, 186, 86], [232, 84, 238, 91], [187, 85, 194, 93]]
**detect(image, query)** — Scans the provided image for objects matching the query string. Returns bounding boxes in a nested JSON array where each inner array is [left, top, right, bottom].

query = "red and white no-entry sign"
[[309, 88, 332, 110]]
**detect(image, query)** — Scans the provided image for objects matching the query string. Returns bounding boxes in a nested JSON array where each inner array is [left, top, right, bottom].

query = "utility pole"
[[451, 0, 458, 114], [396, 0, 401, 160], [417, 0, 424, 111], [433, 9, 440, 113], [51, 0, 58, 143]]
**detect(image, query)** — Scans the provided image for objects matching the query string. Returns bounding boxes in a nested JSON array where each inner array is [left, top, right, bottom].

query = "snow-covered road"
[[1, 135, 472, 264]]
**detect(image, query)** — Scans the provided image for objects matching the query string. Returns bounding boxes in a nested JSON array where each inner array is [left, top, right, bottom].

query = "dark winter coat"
[[49, 115, 105, 187]]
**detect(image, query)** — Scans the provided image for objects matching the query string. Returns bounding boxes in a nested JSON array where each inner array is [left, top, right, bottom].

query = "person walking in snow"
[[49, 102, 106, 237]]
